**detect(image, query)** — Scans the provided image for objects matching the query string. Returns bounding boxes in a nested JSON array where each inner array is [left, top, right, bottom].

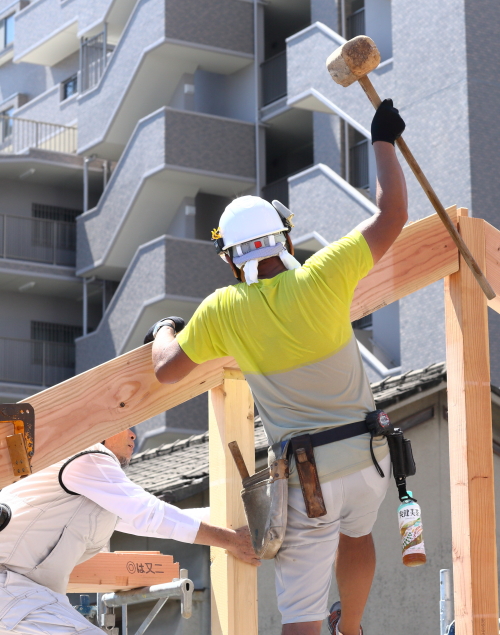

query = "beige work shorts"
[[275, 453, 391, 624]]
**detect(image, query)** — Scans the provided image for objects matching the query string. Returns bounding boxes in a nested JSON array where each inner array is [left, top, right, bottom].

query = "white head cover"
[[218, 196, 301, 285]]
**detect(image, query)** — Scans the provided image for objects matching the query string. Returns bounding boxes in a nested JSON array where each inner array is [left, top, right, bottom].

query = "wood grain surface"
[[0, 354, 237, 488], [67, 551, 179, 593], [209, 370, 257, 635], [445, 212, 499, 635], [351, 206, 459, 321], [484, 219, 500, 315]]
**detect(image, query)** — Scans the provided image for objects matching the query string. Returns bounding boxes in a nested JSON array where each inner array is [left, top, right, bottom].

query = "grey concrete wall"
[[0, 60, 48, 108], [194, 64, 255, 123], [311, 0, 338, 31], [0, 178, 82, 216], [464, 0, 500, 386], [164, 109, 255, 178], [289, 164, 375, 241], [13, 51, 80, 124], [14, 0, 110, 62], [76, 235, 233, 372], [76, 236, 167, 371], [313, 111, 342, 173], [76, 0, 167, 153], [77, 107, 254, 276], [77, 108, 167, 274], [0, 289, 82, 339], [76, 0, 255, 154], [399, 282, 447, 376], [165, 0, 253, 55]]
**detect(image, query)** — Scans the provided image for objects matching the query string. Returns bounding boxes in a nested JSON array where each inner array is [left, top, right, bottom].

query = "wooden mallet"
[[326, 35, 496, 301]]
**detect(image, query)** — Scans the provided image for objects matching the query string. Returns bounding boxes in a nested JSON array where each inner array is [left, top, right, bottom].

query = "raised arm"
[[356, 99, 408, 264]]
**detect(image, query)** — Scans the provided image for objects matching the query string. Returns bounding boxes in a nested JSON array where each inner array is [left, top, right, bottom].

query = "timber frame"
[[1, 206, 500, 634]]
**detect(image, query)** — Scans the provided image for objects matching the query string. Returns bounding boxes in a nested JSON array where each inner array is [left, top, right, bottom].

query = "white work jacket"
[[0, 443, 207, 599]]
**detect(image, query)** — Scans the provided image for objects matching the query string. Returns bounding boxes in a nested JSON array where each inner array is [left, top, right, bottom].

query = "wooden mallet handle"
[[228, 440, 250, 481], [358, 74, 496, 301]]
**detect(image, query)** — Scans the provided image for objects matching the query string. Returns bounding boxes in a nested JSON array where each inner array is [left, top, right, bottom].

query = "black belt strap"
[[287, 419, 386, 478], [308, 420, 368, 447]]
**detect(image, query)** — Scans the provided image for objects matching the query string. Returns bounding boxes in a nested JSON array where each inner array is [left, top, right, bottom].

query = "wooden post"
[[209, 369, 258, 635], [444, 211, 499, 635]]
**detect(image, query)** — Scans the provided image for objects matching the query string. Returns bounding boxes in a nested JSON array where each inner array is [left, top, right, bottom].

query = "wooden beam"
[[209, 369, 257, 635], [351, 205, 459, 321], [0, 209, 460, 488], [0, 353, 237, 488], [444, 211, 498, 635], [67, 552, 179, 593], [483, 219, 500, 315]]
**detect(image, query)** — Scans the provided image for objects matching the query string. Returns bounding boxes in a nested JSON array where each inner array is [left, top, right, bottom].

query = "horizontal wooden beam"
[[68, 552, 179, 593], [0, 208, 460, 489], [484, 219, 500, 315], [351, 206, 459, 320], [0, 353, 237, 488]]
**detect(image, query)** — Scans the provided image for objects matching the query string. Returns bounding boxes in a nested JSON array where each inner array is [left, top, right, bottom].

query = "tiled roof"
[[128, 362, 447, 501]]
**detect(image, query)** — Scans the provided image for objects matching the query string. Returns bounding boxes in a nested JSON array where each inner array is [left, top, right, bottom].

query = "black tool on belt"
[[0, 504, 11, 532], [287, 410, 417, 518], [365, 410, 416, 501]]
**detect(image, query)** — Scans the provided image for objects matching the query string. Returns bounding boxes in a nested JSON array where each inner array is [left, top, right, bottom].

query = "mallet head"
[[326, 35, 380, 87]]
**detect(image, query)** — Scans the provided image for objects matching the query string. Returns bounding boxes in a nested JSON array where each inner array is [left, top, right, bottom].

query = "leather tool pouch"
[[290, 434, 327, 519], [240, 441, 289, 559]]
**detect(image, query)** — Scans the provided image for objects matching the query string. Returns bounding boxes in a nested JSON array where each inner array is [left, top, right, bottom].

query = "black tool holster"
[[365, 410, 417, 501]]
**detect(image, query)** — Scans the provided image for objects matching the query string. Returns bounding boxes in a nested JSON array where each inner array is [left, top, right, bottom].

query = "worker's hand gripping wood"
[[326, 35, 496, 300]]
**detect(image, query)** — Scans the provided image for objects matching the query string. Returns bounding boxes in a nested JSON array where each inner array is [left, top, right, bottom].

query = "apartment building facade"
[[0, 0, 499, 447]]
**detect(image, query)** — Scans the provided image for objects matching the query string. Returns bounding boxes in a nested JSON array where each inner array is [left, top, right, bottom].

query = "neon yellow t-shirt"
[[177, 230, 388, 484]]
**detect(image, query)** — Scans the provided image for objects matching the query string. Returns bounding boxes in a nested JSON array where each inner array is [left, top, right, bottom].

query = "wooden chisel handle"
[[357, 74, 496, 301], [228, 441, 250, 481]]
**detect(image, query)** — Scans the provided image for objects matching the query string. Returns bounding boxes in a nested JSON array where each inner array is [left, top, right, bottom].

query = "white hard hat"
[[211, 195, 300, 285], [218, 196, 287, 250]]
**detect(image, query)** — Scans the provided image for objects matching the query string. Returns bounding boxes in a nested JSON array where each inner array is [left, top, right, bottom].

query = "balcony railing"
[[0, 115, 77, 154], [0, 337, 75, 386], [261, 51, 287, 106], [80, 30, 115, 93], [347, 8, 365, 39], [0, 214, 76, 266]]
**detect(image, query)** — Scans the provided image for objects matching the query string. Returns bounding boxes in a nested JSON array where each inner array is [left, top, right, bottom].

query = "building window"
[[32, 203, 81, 223], [348, 126, 369, 190], [4, 13, 14, 46], [344, 0, 365, 39], [31, 321, 82, 368], [62, 75, 78, 101], [32, 203, 80, 253]]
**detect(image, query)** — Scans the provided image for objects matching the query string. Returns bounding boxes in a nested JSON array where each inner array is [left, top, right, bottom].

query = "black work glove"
[[143, 316, 185, 344], [371, 98, 405, 145]]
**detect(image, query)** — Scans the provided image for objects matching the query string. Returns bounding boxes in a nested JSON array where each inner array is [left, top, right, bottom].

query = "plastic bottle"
[[397, 491, 426, 567]]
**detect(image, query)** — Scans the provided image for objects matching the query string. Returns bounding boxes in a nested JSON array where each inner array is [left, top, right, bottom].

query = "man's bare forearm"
[[194, 522, 261, 566], [356, 142, 408, 264], [374, 141, 408, 217]]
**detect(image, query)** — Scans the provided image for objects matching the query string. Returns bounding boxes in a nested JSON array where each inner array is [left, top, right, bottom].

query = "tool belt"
[[229, 410, 416, 559]]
